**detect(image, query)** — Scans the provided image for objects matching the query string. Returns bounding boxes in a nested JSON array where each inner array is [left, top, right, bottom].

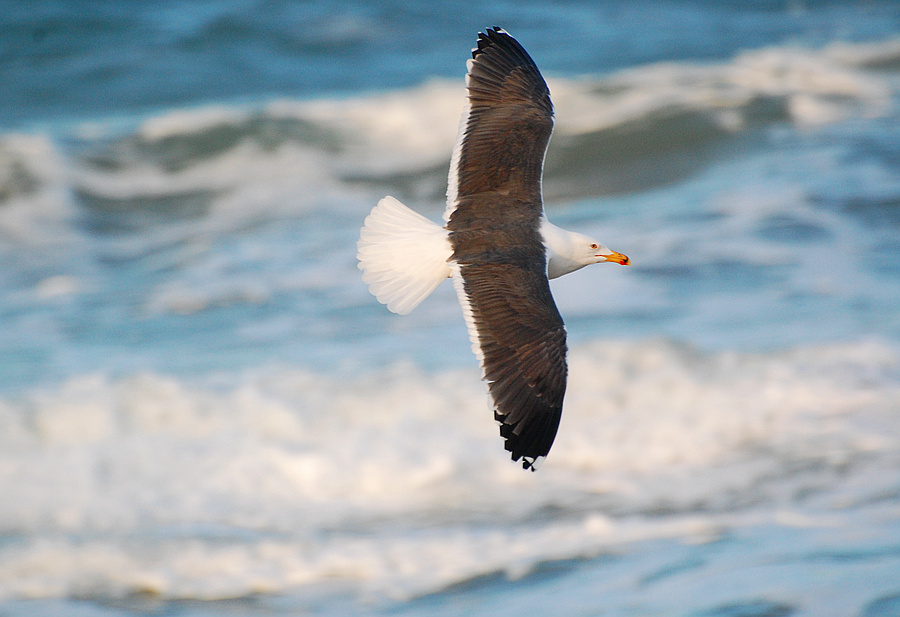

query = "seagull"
[[357, 27, 629, 470]]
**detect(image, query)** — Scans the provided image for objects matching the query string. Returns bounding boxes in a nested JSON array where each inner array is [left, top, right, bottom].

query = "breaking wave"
[[1, 338, 898, 601]]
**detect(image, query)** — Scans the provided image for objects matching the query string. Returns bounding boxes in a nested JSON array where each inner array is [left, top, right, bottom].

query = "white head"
[[540, 221, 629, 279]]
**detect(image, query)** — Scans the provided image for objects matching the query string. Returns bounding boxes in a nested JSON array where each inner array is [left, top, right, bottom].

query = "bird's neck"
[[540, 218, 589, 280]]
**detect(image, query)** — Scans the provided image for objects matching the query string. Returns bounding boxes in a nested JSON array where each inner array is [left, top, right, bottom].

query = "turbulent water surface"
[[2, 2, 900, 616]]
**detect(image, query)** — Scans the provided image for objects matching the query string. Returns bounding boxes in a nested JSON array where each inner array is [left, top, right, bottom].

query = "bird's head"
[[542, 222, 630, 278], [588, 240, 629, 266], [570, 231, 629, 266]]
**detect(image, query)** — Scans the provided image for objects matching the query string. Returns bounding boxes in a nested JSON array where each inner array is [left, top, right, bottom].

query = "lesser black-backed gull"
[[358, 27, 629, 470]]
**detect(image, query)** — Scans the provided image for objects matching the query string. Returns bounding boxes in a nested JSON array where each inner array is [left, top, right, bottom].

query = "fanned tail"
[[357, 196, 452, 315]]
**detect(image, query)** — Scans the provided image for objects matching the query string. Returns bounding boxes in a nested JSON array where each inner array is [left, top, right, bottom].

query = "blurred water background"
[[2, 1, 900, 616]]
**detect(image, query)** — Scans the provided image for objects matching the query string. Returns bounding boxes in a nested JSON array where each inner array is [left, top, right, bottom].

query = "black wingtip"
[[497, 411, 552, 472], [472, 26, 513, 59]]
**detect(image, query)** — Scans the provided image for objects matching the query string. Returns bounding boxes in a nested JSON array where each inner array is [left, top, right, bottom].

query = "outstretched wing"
[[445, 28, 565, 470], [445, 27, 554, 220]]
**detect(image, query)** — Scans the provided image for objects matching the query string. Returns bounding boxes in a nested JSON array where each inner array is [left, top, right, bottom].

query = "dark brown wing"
[[446, 28, 565, 470], [453, 257, 567, 471], [446, 27, 554, 212]]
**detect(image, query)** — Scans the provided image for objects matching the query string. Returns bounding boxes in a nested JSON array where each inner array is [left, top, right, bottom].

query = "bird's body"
[[357, 28, 628, 470]]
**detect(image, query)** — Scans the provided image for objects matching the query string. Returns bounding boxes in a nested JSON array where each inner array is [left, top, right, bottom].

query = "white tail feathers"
[[357, 196, 453, 315]]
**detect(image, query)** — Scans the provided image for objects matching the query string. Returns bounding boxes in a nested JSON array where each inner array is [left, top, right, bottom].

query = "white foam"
[[274, 80, 464, 177], [138, 105, 253, 142], [0, 133, 78, 247], [1, 338, 898, 601], [547, 40, 892, 138]]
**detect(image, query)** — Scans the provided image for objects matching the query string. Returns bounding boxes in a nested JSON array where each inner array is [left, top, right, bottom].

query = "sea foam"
[[1, 338, 897, 601]]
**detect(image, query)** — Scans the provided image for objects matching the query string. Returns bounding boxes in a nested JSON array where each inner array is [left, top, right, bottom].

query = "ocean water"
[[2, 2, 900, 616]]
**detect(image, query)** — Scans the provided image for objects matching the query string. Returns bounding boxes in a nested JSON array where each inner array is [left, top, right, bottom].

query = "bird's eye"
[[590, 243, 598, 250]]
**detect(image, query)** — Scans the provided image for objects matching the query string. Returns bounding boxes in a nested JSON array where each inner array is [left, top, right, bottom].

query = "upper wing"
[[445, 27, 554, 223]]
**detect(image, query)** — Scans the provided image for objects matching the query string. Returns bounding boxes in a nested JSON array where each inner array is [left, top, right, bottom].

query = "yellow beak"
[[604, 251, 630, 266]]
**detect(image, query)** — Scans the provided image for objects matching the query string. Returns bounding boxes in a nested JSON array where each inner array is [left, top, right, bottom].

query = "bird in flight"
[[358, 27, 629, 470]]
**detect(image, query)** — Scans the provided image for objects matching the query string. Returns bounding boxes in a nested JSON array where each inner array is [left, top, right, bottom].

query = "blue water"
[[5, 0, 900, 129], [2, 2, 900, 616]]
